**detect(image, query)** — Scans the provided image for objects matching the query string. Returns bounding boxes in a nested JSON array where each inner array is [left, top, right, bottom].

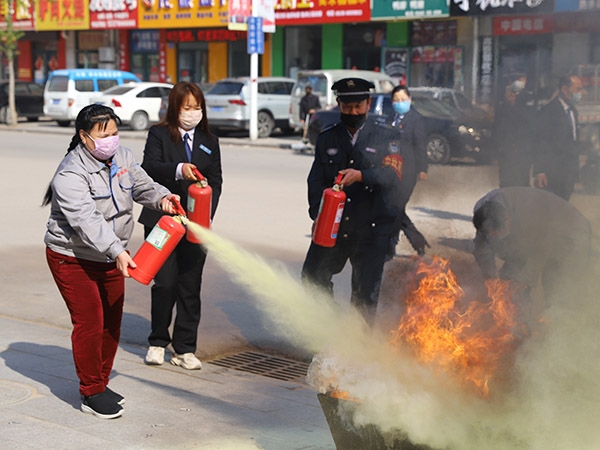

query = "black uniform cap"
[[332, 77, 375, 103]]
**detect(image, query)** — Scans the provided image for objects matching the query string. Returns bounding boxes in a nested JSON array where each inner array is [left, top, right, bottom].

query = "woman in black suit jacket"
[[386, 85, 429, 258], [138, 82, 223, 370]]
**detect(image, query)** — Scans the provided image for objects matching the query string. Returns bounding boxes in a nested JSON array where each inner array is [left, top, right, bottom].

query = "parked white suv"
[[205, 77, 295, 138]]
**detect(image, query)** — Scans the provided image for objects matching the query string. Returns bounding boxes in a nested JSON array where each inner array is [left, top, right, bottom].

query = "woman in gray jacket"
[[43, 104, 179, 420]]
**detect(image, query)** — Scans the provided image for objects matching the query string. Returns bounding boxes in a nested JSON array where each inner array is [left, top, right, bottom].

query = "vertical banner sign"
[[256, 0, 275, 32], [479, 37, 493, 104], [247, 16, 264, 54]]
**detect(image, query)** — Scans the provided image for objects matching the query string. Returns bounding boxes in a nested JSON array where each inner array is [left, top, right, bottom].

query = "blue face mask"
[[393, 100, 411, 115], [572, 92, 583, 104]]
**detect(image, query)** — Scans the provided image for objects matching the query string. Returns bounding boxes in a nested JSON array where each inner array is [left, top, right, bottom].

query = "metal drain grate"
[[208, 351, 309, 382]]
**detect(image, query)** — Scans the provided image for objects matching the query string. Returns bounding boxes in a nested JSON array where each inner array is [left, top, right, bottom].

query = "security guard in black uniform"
[[301, 78, 404, 324]]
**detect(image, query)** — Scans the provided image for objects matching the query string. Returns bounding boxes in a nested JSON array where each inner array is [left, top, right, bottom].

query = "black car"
[[306, 93, 492, 164], [0, 81, 45, 124]]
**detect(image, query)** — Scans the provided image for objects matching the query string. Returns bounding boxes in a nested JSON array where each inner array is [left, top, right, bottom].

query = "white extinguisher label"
[[146, 227, 171, 250], [330, 203, 344, 238], [188, 197, 196, 213]]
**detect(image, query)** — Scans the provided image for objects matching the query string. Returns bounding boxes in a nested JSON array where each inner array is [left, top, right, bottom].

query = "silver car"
[[205, 77, 295, 138]]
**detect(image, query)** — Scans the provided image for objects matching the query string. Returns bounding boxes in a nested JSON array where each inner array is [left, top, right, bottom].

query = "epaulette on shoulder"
[[373, 119, 393, 130], [321, 122, 340, 134]]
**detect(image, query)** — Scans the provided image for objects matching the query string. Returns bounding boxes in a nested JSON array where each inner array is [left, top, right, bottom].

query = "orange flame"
[[391, 257, 524, 396]]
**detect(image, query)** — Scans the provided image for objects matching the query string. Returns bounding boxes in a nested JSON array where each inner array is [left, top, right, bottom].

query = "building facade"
[[2, 0, 600, 109]]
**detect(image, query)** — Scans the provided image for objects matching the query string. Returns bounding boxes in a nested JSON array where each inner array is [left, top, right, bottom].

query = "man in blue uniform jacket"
[[301, 77, 403, 324]]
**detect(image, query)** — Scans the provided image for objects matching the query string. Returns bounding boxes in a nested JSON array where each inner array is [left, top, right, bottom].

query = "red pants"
[[46, 248, 124, 397]]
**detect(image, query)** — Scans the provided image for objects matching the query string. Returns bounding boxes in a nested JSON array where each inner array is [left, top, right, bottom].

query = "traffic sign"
[[247, 16, 264, 55]]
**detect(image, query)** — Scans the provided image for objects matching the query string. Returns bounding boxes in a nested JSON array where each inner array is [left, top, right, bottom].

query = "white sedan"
[[91, 82, 172, 131]]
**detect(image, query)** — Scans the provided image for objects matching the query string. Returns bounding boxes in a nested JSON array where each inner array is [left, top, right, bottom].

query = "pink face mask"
[[87, 134, 120, 160]]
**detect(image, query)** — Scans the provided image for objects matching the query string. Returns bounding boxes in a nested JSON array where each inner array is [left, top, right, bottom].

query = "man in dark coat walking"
[[532, 75, 583, 200]]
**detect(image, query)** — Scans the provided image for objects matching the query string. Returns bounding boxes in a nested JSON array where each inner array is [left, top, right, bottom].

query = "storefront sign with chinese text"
[[450, 0, 554, 15], [139, 0, 228, 29], [0, 0, 35, 30], [492, 15, 554, 35], [90, 0, 137, 29], [36, 0, 89, 30], [274, 0, 370, 24], [372, 0, 448, 20]]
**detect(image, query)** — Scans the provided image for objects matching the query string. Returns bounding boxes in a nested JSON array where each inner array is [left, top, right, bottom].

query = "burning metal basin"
[[318, 393, 435, 450]]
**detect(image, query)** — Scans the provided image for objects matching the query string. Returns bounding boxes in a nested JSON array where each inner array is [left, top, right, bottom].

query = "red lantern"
[[312, 174, 346, 248]]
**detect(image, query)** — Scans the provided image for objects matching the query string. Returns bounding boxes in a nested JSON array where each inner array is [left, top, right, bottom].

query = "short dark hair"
[[558, 76, 573, 91], [391, 85, 411, 98], [473, 201, 507, 234]]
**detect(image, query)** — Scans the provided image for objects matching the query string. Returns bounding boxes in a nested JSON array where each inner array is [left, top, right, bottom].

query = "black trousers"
[[301, 234, 389, 324], [388, 211, 429, 256], [144, 226, 207, 354]]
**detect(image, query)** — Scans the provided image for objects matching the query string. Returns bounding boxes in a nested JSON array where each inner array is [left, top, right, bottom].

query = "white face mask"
[[179, 109, 203, 131], [511, 80, 525, 93]]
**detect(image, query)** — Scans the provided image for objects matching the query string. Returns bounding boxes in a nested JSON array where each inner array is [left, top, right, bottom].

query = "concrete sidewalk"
[[0, 314, 335, 450]]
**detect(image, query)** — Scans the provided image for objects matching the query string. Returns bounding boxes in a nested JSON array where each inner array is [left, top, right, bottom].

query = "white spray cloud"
[[190, 223, 600, 450]]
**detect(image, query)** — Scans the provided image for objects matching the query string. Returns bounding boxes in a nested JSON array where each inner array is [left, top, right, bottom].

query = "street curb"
[[2, 122, 300, 150]]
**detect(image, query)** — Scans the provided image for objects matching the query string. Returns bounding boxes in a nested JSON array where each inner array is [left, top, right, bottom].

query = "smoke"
[[189, 222, 600, 450]]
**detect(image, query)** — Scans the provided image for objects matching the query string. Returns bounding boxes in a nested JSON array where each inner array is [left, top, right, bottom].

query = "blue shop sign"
[[555, 0, 600, 11], [131, 31, 159, 53]]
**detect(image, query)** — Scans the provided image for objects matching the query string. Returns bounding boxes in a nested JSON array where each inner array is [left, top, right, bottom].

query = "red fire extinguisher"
[[129, 199, 187, 285], [186, 167, 212, 244], [312, 174, 346, 248]]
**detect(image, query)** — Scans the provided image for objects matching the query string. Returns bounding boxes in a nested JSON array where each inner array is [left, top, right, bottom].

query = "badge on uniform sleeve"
[[326, 148, 339, 156], [388, 141, 399, 154], [383, 154, 404, 181]]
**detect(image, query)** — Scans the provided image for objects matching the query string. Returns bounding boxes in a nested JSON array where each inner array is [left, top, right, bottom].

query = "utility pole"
[[0, 0, 25, 126], [248, 0, 264, 141]]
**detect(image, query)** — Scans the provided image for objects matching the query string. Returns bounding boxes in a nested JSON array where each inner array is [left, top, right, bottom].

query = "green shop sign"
[[371, 0, 449, 19]]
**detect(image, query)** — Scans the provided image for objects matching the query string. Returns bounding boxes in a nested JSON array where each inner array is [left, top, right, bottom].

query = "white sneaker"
[[145, 346, 165, 365], [171, 353, 202, 370]]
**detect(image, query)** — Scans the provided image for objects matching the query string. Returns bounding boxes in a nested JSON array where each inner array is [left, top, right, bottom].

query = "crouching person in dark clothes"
[[301, 78, 402, 324], [472, 187, 591, 324]]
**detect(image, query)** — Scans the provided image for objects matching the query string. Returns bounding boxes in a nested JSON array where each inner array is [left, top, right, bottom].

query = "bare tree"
[[0, 0, 25, 126]]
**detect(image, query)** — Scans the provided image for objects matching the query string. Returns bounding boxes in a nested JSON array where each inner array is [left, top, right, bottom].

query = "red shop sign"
[[165, 29, 246, 42], [274, 0, 370, 25], [493, 15, 554, 35]]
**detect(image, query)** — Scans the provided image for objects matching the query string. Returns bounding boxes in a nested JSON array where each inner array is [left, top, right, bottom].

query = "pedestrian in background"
[[386, 85, 430, 259], [299, 84, 321, 125], [139, 82, 223, 370], [532, 75, 583, 200], [43, 104, 178, 419], [492, 75, 535, 188], [301, 78, 402, 324]]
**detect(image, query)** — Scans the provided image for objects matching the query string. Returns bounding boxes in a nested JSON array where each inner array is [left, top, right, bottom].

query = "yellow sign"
[[36, 0, 89, 30], [138, 0, 229, 29]]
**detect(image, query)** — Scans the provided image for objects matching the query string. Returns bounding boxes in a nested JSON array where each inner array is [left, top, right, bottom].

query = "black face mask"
[[340, 113, 366, 129]]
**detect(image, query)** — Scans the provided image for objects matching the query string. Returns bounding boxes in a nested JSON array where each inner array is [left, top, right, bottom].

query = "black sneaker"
[[81, 392, 123, 419], [105, 386, 125, 406]]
